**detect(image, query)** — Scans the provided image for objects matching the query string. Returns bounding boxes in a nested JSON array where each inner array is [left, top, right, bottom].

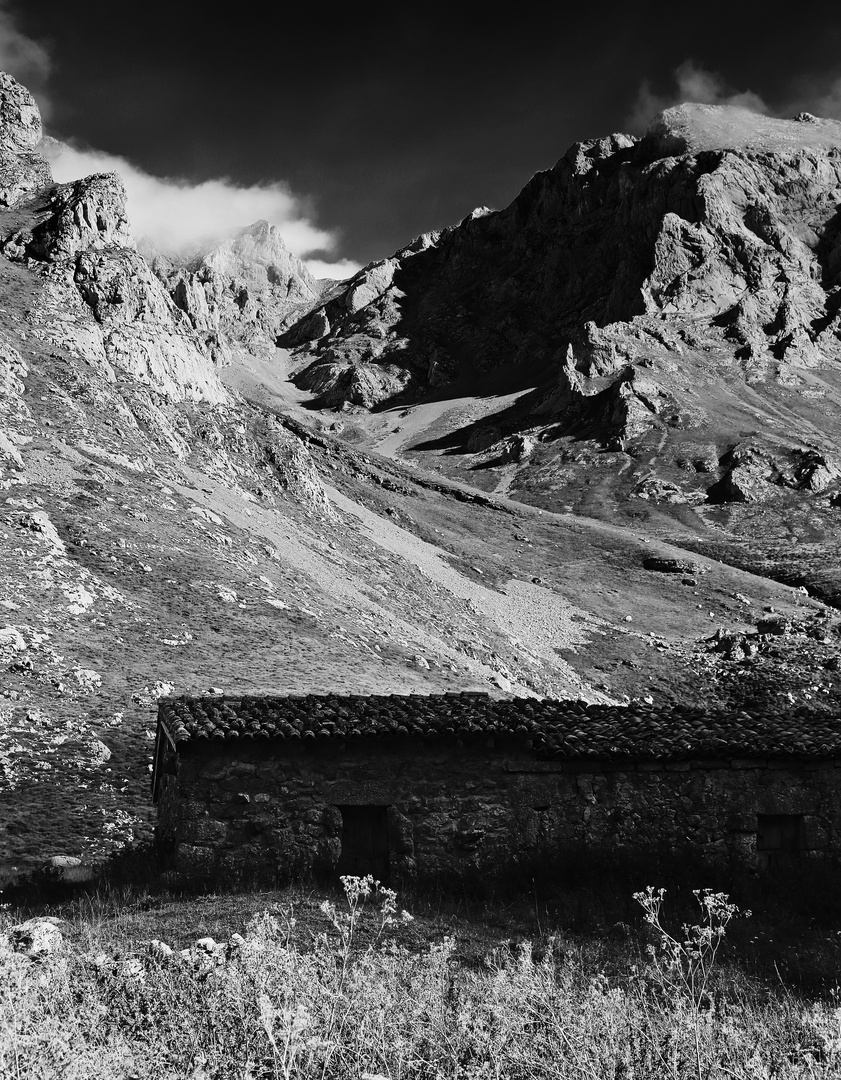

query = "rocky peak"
[[0, 71, 52, 207], [192, 219, 318, 296], [156, 219, 323, 366]]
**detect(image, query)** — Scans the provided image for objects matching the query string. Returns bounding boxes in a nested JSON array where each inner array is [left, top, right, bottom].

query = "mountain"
[[150, 220, 325, 369], [0, 74, 839, 881], [287, 105, 841, 418], [279, 104, 841, 606]]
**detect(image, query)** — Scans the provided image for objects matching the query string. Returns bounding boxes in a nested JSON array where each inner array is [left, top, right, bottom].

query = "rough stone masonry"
[[153, 694, 841, 884]]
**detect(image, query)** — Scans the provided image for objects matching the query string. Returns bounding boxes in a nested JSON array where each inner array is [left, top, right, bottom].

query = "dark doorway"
[[756, 814, 803, 870], [337, 805, 390, 882]]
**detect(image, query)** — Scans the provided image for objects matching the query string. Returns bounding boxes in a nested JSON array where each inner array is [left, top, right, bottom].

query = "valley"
[[1, 74, 841, 884]]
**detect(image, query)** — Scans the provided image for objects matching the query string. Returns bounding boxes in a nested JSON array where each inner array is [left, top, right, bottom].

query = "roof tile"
[[157, 694, 841, 760]]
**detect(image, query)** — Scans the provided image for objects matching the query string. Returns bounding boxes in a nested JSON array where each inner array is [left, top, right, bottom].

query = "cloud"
[[626, 61, 769, 134], [0, 2, 51, 113], [41, 139, 360, 275], [304, 257, 363, 280], [1, 3, 360, 274]]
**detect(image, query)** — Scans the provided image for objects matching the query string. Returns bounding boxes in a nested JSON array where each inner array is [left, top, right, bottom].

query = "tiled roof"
[[157, 694, 841, 760]]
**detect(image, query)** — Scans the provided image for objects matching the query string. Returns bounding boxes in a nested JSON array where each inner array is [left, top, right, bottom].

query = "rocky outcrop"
[[0, 71, 51, 207], [281, 231, 442, 401], [1, 163, 226, 404], [254, 414, 332, 513], [157, 220, 322, 365], [23, 173, 134, 260], [70, 242, 226, 402]]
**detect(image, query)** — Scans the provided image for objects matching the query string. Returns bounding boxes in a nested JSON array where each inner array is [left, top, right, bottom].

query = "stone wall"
[[156, 736, 841, 883]]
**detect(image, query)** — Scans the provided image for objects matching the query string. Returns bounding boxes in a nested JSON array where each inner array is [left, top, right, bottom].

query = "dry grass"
[[3, 879, 841, 1080]]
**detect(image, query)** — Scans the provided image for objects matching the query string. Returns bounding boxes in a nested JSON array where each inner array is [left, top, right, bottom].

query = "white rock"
[[65, 584, 95, 613], [19, 510, 65, 554], [86, 738, 111, 764], [10, 917, 64, 959], [42, 856, 97, 884], [191, 506, 225, 526], [0, 626, 25, 652], [148, 939, 174, 961], [73, 667, 102, 690], [0, 431, 23, 468]]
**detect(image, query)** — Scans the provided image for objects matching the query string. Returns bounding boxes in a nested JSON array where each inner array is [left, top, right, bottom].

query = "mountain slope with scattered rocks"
[[1, 74, 840, 882]]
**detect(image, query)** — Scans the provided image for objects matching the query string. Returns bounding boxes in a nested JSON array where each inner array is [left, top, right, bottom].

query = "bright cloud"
[[304, 257, 363, 280], [42, 138, 357, 267], [626, 61, 769, 134]]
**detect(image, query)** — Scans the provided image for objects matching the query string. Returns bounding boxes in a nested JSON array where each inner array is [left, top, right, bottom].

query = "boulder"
[[41, 855, 97, 885], [643, 557, 705, 575], [9, 917, 64, 959], [0, 625, 26, 652]]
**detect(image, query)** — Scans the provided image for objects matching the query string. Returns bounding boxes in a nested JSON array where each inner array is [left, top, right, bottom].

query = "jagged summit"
[[189, 219, 318, 290], [646, 102, 841, 158], [151, 218, 323, 367]]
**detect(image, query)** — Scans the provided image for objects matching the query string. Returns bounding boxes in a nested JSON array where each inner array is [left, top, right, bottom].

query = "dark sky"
[[10, 1, 841, 265]]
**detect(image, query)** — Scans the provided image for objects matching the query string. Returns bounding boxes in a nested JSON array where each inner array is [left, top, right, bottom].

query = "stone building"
[[152, 693, 841, 883]]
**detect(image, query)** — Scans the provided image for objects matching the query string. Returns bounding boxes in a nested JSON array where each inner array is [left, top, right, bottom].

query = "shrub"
[[1, 879, 839, 1079]]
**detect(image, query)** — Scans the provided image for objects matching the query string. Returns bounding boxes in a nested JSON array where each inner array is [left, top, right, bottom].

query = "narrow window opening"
[[336, 805, 390, 882], [756, 814, 803, 870]]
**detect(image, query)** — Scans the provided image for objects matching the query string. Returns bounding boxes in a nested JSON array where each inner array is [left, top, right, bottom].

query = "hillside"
[[1, 74, 840, 881]]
